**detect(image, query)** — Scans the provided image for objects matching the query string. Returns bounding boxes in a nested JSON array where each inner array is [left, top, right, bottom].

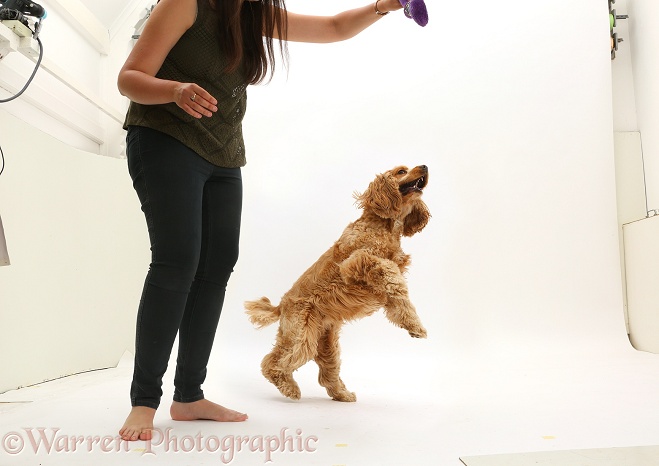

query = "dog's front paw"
[[408, 326, 427, 339]]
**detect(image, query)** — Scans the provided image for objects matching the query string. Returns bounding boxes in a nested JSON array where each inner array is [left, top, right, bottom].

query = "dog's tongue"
[[400, 180, 421, 195]]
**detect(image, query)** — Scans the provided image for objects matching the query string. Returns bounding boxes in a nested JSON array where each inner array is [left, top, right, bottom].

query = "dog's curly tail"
[[245, 297, 281, 328]]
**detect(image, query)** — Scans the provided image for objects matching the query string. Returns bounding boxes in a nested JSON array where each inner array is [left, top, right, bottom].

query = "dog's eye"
[[397, 169, 407, 175]]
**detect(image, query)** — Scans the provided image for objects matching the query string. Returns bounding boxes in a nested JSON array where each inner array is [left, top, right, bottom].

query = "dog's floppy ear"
[[354, 173, 402, 219], [403, 200, 430, 236]]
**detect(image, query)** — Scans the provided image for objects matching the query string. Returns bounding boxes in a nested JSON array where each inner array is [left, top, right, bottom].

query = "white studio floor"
[[2, 340, 659, 466]]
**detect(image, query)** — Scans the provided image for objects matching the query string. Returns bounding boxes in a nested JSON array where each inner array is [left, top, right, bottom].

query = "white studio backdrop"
[[0, 0, 632, 397], [218, 0, 630, 375]]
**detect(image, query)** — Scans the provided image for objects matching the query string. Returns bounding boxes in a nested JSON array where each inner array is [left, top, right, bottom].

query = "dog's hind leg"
[[261, 328, 302, 400], [261, 352, 302, 400], [261, 311, 320, 400], [315, 324, 356, 402]]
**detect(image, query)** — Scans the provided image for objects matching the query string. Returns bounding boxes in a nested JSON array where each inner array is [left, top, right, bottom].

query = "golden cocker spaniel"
[[245, 165, 430, 402]]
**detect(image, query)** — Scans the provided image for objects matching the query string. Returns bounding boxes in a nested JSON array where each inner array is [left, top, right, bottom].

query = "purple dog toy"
[[399, 0, 428, 27]]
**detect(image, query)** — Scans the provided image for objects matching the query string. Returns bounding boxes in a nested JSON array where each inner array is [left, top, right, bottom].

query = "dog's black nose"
[[419, 165, 428, 172]]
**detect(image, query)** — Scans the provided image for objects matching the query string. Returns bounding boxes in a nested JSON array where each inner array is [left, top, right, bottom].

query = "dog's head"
[[355, 165, 430, 236]]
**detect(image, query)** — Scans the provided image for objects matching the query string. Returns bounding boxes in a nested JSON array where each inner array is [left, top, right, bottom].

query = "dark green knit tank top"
[[123, 0, 248, 167]]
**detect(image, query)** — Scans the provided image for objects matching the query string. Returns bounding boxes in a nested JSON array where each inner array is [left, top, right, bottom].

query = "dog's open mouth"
[[399, 176, 427, 195]]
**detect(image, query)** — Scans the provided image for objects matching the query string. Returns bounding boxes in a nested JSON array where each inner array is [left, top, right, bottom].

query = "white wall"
[[626, 0, 659, 210], [0, 0, 152, 393], [608, 0, 659, 352], [0, 107, 149, 393], [624, 216, 659, 353], [611, 0, 637, 133]]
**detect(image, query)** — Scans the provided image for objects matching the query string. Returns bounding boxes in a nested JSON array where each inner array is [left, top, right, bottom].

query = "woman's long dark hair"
[[212, 0, 288, 84]]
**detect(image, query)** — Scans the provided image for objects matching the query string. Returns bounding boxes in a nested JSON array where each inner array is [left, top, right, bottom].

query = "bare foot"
[[119, 406, 156, 441], [170, 399, 248, 422]]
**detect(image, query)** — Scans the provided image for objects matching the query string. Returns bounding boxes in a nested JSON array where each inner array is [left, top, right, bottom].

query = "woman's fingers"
[[187, 97, 217, 118], [177, 83, 218, 118]]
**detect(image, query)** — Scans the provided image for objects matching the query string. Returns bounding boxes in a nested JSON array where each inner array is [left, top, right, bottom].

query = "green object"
[[610, 13, 615, 29]]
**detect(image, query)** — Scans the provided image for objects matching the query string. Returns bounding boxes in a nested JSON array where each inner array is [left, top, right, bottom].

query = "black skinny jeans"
[[125, 125, 242, 409]]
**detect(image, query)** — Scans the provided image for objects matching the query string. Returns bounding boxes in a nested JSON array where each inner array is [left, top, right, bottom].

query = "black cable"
[[0, 35, 43, 103], [0, 33, 43, 177]]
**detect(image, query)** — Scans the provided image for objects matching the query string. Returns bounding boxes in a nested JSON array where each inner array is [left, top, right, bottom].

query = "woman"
[[117, 0, 403, 441]]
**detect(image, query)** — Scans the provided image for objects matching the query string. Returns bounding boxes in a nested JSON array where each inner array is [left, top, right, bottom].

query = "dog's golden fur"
[[245, 165, 430, 402]]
